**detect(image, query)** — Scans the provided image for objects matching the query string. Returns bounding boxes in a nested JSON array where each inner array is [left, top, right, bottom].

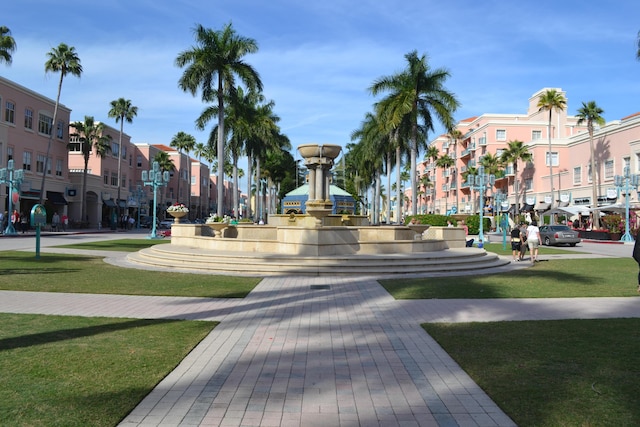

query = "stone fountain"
[[127, 143, 509, 276]]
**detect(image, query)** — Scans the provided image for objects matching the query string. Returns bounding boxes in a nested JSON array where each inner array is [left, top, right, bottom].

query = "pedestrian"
[[632, 237, 640, 293], [20, 212, 28, 233], [519, 223, 528, 260], [61, 213, 68, 231], [526, 220, 541, 263], [510, 224, 523, 262], [11, 209, 19, 230], [52, 211, 60, 232]]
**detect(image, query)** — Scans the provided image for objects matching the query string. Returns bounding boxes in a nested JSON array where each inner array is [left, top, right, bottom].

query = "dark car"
[[539, 225, 581, 246]]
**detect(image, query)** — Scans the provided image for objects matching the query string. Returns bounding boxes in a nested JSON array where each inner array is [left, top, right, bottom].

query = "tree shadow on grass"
[[0, 318, 181, 351]]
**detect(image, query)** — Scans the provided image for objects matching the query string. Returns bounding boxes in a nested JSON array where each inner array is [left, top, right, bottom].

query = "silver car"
[[539, 225, 581, 246]]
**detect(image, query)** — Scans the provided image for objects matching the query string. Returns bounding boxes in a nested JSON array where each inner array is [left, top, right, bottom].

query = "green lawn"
[[380, 258, 639, 298], [0, 251, 260, 298], [0, 313, 216, 427], [424, 318, 640, 427], [54, 238, 168, 252]]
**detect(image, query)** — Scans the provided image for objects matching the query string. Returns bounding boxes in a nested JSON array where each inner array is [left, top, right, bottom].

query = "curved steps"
[[127, 244, 510, 277]]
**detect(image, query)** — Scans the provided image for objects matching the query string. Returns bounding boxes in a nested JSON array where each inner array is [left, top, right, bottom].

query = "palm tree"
[[70, 116, 111, 225], [576, 101, 606, 230], [500, 140, 532, 216], [448, 128, 464, 212], [108, 98, 138, 220], [425, 145, 439, 213], [0, 26, 17, 65], [193, 142, 212, 217], [537, 89, 566, 210], [435, 154, 454, 213], [176, 22, 262, 217], [39, 43, 82, 204], [370, 50, 459, 217], [169, 131, 196, 210]]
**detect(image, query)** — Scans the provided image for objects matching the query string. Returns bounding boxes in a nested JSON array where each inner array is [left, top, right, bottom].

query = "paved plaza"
[[1, 232, 638, 426]]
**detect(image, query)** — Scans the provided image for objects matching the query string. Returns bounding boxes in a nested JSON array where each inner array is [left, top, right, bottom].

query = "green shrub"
[[405, 214, 455, 226], [464, 215, 491, 235]]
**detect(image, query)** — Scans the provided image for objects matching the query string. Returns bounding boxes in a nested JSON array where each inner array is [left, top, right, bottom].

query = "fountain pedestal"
[[298, 143, 342, 227]]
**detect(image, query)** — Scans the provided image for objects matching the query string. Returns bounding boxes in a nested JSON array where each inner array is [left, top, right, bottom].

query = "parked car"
[[538, 225, 581, 246]]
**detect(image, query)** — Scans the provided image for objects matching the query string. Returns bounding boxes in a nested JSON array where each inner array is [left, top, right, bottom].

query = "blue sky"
[[3, 0, 640, 180]]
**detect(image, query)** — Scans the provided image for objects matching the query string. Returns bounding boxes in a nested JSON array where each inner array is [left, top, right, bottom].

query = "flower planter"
[[167, 211, 187, 223]]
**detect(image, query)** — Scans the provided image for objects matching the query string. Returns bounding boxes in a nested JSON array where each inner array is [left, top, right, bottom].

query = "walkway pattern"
[[0, 275, 516, 426]]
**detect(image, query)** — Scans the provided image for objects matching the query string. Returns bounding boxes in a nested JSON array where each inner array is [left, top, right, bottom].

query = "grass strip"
[[0, 251, 260, 298], [0, 313, 216, 427], [380, 258, 639, 298], [424, 318, 640, 426], [54, 238, 168, 252]]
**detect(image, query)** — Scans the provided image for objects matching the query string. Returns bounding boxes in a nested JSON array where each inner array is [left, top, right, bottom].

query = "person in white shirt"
[[526, 220, 541, 263]]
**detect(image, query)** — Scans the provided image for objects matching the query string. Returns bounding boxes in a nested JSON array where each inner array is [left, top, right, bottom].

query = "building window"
[[7, 146, 13, 161], [69, 135, 81, 152], [5, 101, 15, 124], [36, 154, 46, 173], [38, 113, 53, 135], [46, 156, 51, 175], [104, 171, 109, 185], [573, 166, 581, 185], [111, 141, 119, 158], [532, 130, 542, 140], [56, 120, 64, 139], [111, 172, 118, 187], [588, 163, 593, 183], [137, 155, 142, 167], [545, 152, 559, 167], [56, 159, 63, 177], [496, 129, 506, 141], [624, 157, 631, 172], [22, 151, 31, 171], [121, 174, 126, 189], [636, 153, 640, 173], [604, 160, 614, 180], [24, 108, 33, 129], [524, 178, 533, 191], [121, 145, 127, 160]]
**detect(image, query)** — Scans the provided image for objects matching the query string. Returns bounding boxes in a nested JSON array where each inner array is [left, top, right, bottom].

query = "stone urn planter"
[[167, 210, 187, 223], [207, 222, 229, 238]]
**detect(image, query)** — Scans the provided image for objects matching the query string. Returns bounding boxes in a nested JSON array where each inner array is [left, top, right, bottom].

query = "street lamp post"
[[494, 192, 508, 250], [614, 166, 640, 242], [0, 160, 25, 235], [467, 165, 495, 248], [141, 162, 169, 239]]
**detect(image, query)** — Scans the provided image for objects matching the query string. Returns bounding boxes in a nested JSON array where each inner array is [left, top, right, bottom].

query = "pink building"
[[0, 76, 72, 222], [415, 88, 640, 221]]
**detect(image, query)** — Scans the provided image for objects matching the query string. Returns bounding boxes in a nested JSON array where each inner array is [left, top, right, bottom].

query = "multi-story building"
[[1, 76, 240, 228], [0, 76, 72, 222], [416, 88, 640, 221]]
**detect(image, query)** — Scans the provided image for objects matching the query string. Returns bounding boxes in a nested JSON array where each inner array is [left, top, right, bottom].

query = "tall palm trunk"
[[386, 153, 392, 223], [547, 109, 554, 210], [216, 77, 225, 217], [395, 145, 401, 223], [246, 154, 253, 219], [39, 74, 63, 204], [589, 128, 600, 229]]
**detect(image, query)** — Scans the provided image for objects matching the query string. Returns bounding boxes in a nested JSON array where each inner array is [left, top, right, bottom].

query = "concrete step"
[[127, 244, 510, 276]]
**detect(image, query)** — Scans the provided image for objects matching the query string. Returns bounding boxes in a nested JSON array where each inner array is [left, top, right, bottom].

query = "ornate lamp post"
[[141, 162, 169, 239], [614, 166, 640, 242], [467, 165, 495, 248], [494, 192, 508, 250], [0, 160, 25, 235]]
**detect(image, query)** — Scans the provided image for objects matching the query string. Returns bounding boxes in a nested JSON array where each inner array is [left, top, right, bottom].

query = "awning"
[[522, 203, 535, 212], [103, 199, 116, 208], [117, 199, 127, 208], [558, 201, 570, 208], [535, 202, 551, 211], [46, 191, 68, 205]]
